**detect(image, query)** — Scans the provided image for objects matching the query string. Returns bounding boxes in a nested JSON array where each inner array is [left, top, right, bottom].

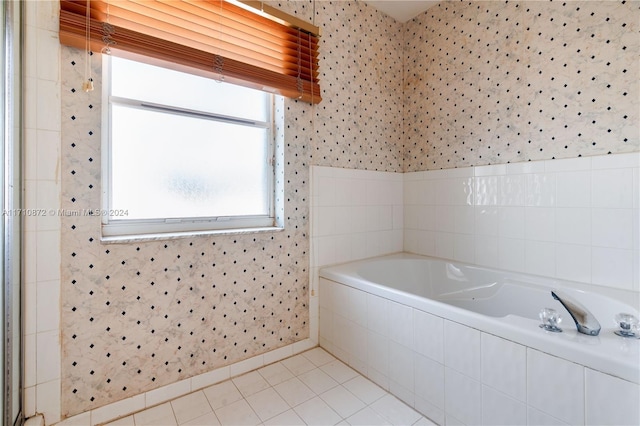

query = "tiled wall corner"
[[23, 0, 62, 423]]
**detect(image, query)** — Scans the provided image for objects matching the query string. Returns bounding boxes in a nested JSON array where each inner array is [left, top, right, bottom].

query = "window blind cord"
[[101, 0, 115, 55], [214, 0, 225, 82], [82, 0, 94, 92]]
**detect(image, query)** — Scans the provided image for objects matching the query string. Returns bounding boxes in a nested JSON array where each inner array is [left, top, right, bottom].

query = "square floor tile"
[[347, 407, 391, 426], [370, 394, 422, 426], [320, 359, 359, 384], [133, 403, 177, 426], [282, 354, 317, 376], [302, 348, 336, 367], [413, 416, 438, 425], [298, 368, 340, 395], [274, 377, 316, 407], [232, 371, 271, 398], [343, 375, 387, 405], [294, 396, 342, 426], [263, 409, 306, 426], [182, 412, 221, 426], [214, 399, 261, 426], [203, 381, 243, 410], [320, 385, 366, 418], [245, 387, 290, 422], [103, 416, 135, 426], [258, 362, 295, 386], [171, 391, 213, 424]]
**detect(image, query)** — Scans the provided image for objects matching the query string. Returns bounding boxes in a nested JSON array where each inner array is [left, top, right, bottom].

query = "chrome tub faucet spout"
[[551, 290, 601, 336]]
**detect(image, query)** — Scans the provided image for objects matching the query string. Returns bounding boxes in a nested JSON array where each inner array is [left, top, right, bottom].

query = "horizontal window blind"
[[59, 0, 321, 103]]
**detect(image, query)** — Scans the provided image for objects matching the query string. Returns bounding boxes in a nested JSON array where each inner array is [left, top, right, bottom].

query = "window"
[[102, 55, 281, 239]]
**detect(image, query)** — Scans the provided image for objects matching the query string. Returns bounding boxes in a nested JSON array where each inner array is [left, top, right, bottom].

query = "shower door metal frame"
[[2, 0, 23, 424]]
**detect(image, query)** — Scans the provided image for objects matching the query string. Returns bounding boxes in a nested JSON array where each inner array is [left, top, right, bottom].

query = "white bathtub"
[[319, 253, 640, 425]]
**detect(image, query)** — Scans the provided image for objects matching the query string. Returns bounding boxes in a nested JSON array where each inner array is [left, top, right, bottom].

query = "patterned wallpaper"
[[275, 0, 405, 172], [404, 0, 639, 171]]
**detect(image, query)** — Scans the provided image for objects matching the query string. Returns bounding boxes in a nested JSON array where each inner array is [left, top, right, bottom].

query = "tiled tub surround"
[[318, 258, 640, 426], [310, 165, 404, 280], [404, 152, 640, 291]]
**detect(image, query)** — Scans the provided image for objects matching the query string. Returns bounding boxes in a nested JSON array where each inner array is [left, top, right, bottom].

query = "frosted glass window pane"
[[111, 105, 269, 220], [111, 56, 269, 122]]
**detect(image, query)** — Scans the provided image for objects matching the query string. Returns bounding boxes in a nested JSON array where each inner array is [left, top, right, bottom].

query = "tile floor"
[[104, 348, 435, 426]]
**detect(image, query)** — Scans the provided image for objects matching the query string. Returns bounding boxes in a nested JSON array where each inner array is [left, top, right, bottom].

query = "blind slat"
[[59, 0, 321, 103]]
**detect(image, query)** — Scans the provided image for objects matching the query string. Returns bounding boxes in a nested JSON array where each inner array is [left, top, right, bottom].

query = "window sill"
[[100, 226, 284, 244]]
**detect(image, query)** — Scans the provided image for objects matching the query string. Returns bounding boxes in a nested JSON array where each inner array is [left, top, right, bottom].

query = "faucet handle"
[[539, 308, 563, 332], [614, 313, 640, 339]]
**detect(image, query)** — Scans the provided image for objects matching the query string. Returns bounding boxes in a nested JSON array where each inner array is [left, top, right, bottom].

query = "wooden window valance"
[[59, 0, 322, 103]]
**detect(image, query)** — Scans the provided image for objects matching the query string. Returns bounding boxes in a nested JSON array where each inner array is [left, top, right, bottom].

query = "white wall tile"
[[388, 342, 415, 398], [475, 176, 499, 206], [36, 129, 61, 181], [592, 208, 633, 249], [435, 206, 455, 233], [444, 368, 482, 426], [481, 334, 526, 402], [454, 206, 475, 234], [524, 207, 555, 242], [545, 157, 591, 173], [525, 241, 556, 277], [24, 333, 37, 388], [36, 79, 61, 131], [475, 206, 499, 236], [585, 369, 640, 426], [443, 321, 480, 380], [482, 385, 527, 426], [499, 175, 526, 206], [498, 237, 526, 272], [414, 354, 444, 410], [498, 207, 526, 239], [555, 243, 591, 283], [591, 247, 634, 289], [388, 301, 413, 349], [36, 280, 60, 333], [453, 234, 475, 264], [633, 168, 639, 209], [367, 331, 389, 378], [36, 379, 61, 424], [556, 171, 591, 207], [36, 29, 60, 82], [526, 173, 556, 207], [475, 235, 499, 268], [145, 379, 192, 407], [555, 208, 591, 245], [413, 310, 443, 363], [35, 230, 61, 282], [591, 152, 640, 170], [527, 349, 584, 425], [434, 232, 454, 259], [367, 294, 389, 336], [416, 230, 437, 257], [36, 330, 60, 384], [592, 169, 633, 208], [91, 395, 146, 426]]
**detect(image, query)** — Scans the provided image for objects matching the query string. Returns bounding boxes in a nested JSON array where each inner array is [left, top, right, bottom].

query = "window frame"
[[101, 54, 281, 240]]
